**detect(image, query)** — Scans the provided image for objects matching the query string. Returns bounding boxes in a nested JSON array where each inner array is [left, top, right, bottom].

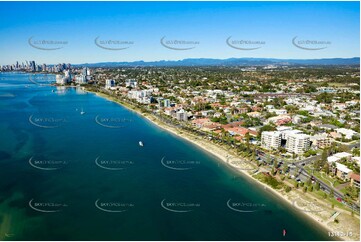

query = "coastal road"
[[295, 168, 359, 211], [294, 155, 321, 166]]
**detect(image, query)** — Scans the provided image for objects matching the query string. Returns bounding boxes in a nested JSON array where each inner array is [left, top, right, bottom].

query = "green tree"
[[315, 181, 320, 191], [245, 132, 251, 152], [352, 148, 360, 156], [324, 163, 330, 175], [251, 150, 256, 161], [285, 186, 292, 193], [273, 158, 277, 168], [321, 149, 328, 162]]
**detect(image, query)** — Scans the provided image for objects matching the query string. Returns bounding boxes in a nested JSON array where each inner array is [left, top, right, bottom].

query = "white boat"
[[139, 141, 144, 147], [80, 108, 85, 115]]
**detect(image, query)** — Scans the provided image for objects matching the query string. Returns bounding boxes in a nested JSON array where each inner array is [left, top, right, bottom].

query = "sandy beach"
[[89, 89, 360, 241]]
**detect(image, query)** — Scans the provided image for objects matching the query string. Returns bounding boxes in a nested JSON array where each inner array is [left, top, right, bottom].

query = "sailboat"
[[139, 141, 144, 147], [80, 107, 85, 115]]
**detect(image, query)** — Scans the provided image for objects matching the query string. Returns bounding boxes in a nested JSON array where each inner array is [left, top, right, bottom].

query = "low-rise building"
[[164, 107, 176, 116], [226, 127, 257, 138], [333, 152, 353, 161], [335, 128, 358, 140], [350, 173, 360, 188], [327, 152, 352, 163], [191, 118, 213, 128], [267, 115, 292, 126], [247, 111, 261, 118], [268, 109, 287, 115], [292, 115, 307, 124], [334, 163, 353, 181], [311, 133, 332, 149]]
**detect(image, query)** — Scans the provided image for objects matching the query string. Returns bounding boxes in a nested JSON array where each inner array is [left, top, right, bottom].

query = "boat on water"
[[139, 141, 144, 147], [80, 107, 85, 115], [283, 229, 287, 236]]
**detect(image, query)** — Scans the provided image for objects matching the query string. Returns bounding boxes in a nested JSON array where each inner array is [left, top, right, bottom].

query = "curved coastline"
[[86, 89, 358, 241]]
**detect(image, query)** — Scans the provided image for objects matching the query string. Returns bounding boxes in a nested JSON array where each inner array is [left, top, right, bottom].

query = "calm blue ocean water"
[[0, 72, 332, 240]]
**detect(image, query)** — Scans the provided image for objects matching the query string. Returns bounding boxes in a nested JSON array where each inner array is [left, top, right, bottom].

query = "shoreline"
[[86, 89, 359, 241]]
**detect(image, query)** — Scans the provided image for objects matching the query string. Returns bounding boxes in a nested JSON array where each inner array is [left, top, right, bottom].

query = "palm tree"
[[245, 132, 251, 153]]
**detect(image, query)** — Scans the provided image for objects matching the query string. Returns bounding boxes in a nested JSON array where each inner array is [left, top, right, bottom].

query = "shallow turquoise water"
[[0, 73, 332, 240]]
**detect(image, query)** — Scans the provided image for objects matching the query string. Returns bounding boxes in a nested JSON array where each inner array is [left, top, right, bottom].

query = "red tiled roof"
[[351, 173, 360, 182], [191, 118, 211, 125], [211, 103, 221, 107], [221, 121, 244, 129], [203, 124, 220, 130], [224, 126, 258, 137], [252, 106, 262, 111]]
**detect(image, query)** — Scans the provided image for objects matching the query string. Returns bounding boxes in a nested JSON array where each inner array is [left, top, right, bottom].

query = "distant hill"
[[77, 57, 360, 67]]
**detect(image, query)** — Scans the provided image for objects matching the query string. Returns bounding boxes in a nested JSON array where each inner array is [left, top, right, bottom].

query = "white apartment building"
[[128, 90, 152, 99], [105, 79, 115, 89], [75, 74, 87, 84], [125, 79, 137, 88], [286, 133, 310, 154], [261, 131, 281, 150], [55, 74, 70, 85], [176, 109, 188, 121], [128, 89, 153, 104], [280, 129, 303, 140]]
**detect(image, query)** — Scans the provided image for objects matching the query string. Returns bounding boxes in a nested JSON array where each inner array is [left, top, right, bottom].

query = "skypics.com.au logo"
[[28, 37, 68, 51]]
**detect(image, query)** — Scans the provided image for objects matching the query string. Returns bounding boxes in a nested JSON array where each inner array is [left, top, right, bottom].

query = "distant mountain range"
[[77, 57, 360, 67]]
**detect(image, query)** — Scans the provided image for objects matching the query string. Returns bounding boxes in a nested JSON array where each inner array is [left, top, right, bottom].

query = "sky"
[[0, 1, 359, 65]]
